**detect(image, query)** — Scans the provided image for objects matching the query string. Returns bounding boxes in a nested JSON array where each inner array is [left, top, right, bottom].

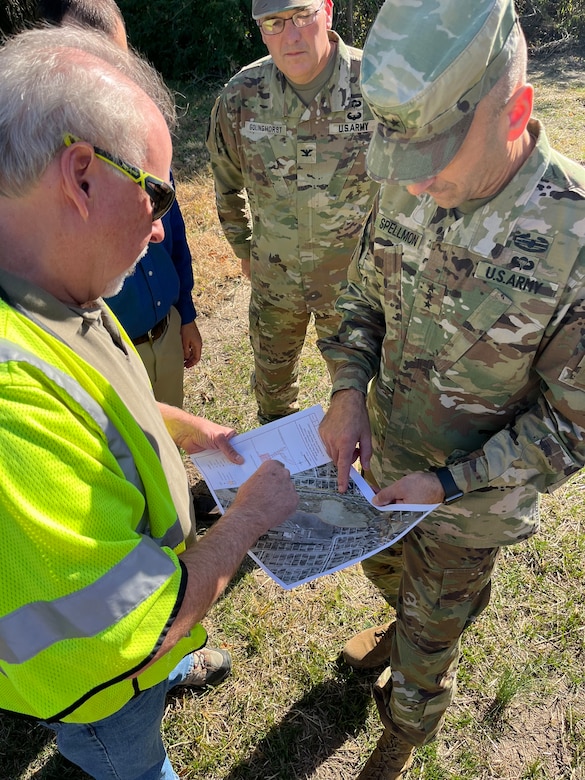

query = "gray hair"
[[488, 29, 529, 115], [0, 25, 176, 198]]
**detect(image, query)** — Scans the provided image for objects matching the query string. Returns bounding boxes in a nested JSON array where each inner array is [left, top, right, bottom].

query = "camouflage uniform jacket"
[[206, 32, 379, 312], [320, 121, 585, 547]]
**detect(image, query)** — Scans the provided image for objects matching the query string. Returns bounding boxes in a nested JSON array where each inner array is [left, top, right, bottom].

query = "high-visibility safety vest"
[[0, 297, 206, 723]]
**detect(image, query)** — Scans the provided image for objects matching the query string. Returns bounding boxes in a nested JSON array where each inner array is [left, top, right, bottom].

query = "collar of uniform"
[[455, 119, 550, 255], [328, 32, 354, 112], [399, 119, 550, 253]]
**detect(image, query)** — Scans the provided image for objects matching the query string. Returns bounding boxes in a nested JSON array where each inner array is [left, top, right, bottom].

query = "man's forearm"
[[149, 460, 299, 662], [165, 507, 269, 643]]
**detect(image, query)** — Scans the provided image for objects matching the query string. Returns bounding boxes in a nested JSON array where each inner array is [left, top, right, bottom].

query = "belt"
[[132, 314, 169, 345]]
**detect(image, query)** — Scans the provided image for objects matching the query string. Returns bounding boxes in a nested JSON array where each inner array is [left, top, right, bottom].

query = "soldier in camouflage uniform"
[[318, 0, 585, 777], [206, 0, 379, 423]]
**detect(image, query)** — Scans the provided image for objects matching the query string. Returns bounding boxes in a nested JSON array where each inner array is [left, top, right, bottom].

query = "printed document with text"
[[191, 406, 438, 589]]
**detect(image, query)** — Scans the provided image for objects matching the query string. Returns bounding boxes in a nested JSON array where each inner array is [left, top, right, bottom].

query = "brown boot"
[[356, 727, 414, 780], [343, 622, 395, 669]]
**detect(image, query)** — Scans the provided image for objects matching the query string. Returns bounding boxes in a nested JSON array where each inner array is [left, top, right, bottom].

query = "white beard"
[[102, 245, 149, 298]]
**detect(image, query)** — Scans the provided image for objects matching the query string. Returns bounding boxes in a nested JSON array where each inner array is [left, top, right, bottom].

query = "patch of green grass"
[[520, 760, 547, 780], [529, 49, 585, 164], [483, 666, 532, 726]]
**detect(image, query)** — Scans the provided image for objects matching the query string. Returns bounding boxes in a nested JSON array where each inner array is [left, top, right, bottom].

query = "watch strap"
[[431, 466, 464, 503]]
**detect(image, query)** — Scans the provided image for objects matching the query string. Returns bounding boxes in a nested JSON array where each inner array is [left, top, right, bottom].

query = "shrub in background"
[[334, 0, 384, 46], [2, 0, 584, 79], [0, 0, 37, 36], [516, 0, 585, 48], [118, 0, 265, 79], [118, 0, 585, 80]]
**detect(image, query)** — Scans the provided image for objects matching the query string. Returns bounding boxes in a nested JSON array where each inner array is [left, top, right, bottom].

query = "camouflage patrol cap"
[[252, 0, 314, 20], [361, 0, 521, 183]]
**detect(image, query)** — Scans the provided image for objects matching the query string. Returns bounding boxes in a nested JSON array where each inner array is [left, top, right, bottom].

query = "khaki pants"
[[134, 306, 184, 408]]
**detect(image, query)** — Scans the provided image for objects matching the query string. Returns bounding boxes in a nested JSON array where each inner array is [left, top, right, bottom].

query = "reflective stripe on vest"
[[0, 537, 176, 665], [0, 338, 183, 551], [0, 340, 182, 663]]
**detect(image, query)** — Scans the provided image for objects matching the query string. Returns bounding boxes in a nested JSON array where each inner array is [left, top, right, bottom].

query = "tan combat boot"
[[356, 726, 415, 780], [342, 622, 395, 669]]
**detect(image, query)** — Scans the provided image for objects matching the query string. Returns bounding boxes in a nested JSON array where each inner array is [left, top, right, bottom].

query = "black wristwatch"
[[431, 466, 464, 504]]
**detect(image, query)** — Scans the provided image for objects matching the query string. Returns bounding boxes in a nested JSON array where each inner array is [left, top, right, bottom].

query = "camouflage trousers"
[[362, 526, 500, 746], [249, 293, 339, 424]]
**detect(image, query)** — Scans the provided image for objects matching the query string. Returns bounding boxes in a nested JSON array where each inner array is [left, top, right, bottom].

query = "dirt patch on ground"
[[183, 277, 251, 495], [194, 278, 250, 374]]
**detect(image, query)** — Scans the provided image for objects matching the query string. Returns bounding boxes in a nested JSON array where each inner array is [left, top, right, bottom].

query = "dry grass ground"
[[1, 43, 585, 780]]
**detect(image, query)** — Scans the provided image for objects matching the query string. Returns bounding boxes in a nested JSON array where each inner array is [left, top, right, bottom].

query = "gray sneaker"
[[182, 648, 232, 688]]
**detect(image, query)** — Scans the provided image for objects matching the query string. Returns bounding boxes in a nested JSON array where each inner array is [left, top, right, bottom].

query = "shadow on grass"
[[1, 667, 374, 779], [220, 669, 373, 780], [0, 713, 88, 780]]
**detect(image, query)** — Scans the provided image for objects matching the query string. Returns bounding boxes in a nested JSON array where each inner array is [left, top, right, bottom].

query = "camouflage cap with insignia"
[[361, 0, 521, 183], [252, 0, 314, 20]]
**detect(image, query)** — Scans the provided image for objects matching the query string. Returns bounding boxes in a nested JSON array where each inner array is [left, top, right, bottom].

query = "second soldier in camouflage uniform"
[[319, 0, 585, 777], [206, 0, 379, 423]]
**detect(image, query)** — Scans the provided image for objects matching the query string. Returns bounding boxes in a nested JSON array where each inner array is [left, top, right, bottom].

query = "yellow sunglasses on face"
[[63, 133, 175, 221]]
